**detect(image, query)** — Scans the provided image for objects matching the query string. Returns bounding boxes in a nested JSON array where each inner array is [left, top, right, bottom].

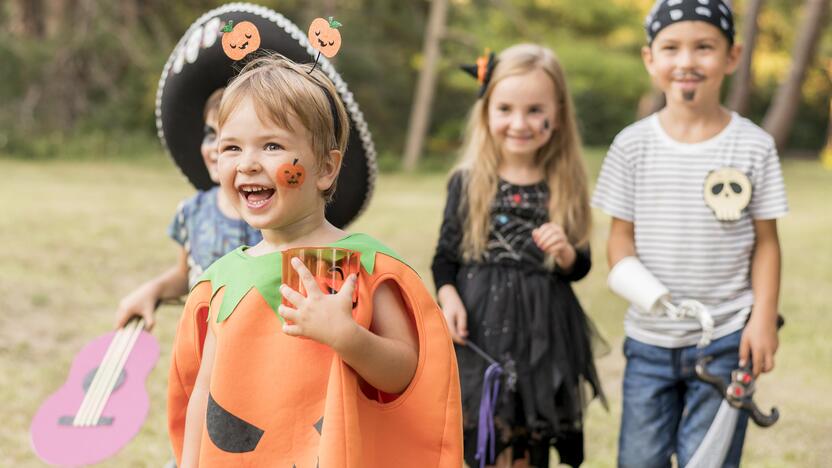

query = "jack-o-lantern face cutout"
[[276, 158, 306, 188], [703, 167, 752, 221], [221, 20, 261, 61], [307, 17, 342, 58]]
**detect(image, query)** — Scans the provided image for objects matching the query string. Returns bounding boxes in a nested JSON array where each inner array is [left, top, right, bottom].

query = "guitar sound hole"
[[82, 367, 127, 392]]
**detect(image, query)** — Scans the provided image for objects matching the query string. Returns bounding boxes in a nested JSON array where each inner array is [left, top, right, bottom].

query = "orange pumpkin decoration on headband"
[[277, 158, 306, 188], [221, 20, 261, 61], [307, 17, 342, 58]]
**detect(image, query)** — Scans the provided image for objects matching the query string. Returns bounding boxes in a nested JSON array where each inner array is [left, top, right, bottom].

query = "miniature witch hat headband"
[[156, 3, 377, 228], [460, 49, 496, 98]]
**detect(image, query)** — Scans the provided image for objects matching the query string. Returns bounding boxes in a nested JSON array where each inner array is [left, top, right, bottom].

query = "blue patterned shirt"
[[168, 187, 262, 287]]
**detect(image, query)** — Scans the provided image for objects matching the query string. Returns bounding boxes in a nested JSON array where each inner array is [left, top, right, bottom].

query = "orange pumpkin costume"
[[168, 234, 463, 467]]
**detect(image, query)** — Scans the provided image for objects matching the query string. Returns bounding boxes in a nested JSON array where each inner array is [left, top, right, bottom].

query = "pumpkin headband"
[[460, 50, 496, 98], [314, 78, 343, 144], [307, 16, 343, 74], [305, 16, 344, 141], [237, 53, 344, 143]]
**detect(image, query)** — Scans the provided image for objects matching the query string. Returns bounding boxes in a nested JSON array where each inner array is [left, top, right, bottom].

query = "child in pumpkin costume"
[[168, 54, 463, 467]]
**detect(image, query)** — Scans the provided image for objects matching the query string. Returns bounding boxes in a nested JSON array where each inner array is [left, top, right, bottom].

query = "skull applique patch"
[[703, 167, 752, 221]]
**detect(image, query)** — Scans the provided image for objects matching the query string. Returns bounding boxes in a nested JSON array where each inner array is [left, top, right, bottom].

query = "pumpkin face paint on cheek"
[[276, 158, 307, 189]]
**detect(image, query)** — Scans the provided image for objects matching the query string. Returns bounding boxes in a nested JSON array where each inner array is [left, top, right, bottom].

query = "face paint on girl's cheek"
[[276, 158, 307, 189]]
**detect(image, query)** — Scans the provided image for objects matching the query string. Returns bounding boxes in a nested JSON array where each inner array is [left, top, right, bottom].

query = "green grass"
[[1, 151, 829, 466]]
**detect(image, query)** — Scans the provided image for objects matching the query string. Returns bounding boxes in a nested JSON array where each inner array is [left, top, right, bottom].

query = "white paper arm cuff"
[[607, 256, 671, 316]]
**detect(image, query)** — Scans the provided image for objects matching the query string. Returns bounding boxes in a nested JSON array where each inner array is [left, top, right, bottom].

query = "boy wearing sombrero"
[[114, 87, 261, 330]]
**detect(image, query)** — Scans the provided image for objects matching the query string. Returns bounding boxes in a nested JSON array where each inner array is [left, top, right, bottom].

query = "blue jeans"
[[618, 330, 749, 468]]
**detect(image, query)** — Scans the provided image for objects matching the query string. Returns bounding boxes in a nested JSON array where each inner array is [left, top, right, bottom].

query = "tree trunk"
[[402, 0, 449, 171], [727, 0, 764, 115], [823, 60, 832, 169], [762, 0, 830, 151], [11, 0, 46, 38]]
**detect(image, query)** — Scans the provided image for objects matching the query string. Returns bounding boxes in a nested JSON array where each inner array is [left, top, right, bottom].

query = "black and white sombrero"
[[156, 3, 377, 228]]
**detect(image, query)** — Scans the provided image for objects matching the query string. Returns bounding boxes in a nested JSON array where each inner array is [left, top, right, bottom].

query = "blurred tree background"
[[0, 0, 829, 168]]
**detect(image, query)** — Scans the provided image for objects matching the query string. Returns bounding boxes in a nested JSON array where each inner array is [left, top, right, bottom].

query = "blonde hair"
[[217, 53, 349, 200], [456, 43, 591, 264], [203, 87, 225, 121]]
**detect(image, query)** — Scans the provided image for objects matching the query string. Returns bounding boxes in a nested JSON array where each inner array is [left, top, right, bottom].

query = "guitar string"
[[74, 318, 141, 426], [73, 321, 131, 425], [77, 319, 136, 426], [87, 318, 145, 425], [82, 318, 142, 426]]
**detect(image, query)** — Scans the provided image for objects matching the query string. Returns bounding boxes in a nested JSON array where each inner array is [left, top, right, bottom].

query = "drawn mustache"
[[672, 71, 706, 81]]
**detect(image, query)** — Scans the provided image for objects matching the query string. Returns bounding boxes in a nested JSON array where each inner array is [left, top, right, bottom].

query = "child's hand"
[[279, 257, 359, 349], [437, 285, 468, 344], [739, 314, 779, 377], [532, 222, 575, 268], [115, 285, 158, 331]]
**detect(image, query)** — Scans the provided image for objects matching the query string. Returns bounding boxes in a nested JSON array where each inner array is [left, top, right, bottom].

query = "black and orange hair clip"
[[460, 49, 496, 98]]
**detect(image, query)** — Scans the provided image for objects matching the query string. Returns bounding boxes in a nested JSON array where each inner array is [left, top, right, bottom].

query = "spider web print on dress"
[[485, 181, 549, 264]]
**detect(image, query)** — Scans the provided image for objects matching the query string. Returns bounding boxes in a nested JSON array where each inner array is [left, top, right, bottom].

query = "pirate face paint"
[[645, 22, 735, 106], [276, 158, 307, 189], [675, 70, 704, 102], [703, 167, 752, 221]]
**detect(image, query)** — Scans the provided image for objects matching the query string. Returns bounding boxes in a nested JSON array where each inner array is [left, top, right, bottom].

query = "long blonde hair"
[[456, 44, 591, 263]]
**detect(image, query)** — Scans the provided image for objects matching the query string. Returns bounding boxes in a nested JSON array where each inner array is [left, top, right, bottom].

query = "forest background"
[[1, 0, 830, 166]]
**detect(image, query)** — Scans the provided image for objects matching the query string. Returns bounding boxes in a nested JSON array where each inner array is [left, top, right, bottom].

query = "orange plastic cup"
[[281, 247, 361, 308]]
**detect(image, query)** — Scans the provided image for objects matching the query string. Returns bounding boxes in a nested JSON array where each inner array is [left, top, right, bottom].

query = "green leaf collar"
[[193, 233, 406, 323]]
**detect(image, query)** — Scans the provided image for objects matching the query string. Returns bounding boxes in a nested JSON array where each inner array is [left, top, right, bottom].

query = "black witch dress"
[[431, 171, 606, 468]]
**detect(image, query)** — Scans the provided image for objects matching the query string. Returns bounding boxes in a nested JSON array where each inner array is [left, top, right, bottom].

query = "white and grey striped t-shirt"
[[592, 112, 788, 348]]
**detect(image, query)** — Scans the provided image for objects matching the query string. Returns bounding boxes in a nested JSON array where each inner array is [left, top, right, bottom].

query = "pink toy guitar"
[[30, 318, 160, 466]]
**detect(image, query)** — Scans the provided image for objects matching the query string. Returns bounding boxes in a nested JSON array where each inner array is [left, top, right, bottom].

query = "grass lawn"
[[1, 150, 829, 467]]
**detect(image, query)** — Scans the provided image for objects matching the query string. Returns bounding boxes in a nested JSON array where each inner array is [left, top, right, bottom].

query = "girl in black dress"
[[431, 44, 606, 468]]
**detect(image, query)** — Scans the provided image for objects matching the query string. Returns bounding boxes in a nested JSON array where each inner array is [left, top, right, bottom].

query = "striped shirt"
[[592, 112, 788, 348]]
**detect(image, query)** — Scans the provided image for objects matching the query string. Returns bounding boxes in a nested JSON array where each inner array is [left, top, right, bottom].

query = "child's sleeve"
[[591, 136, 636, 222], [167, 199, 189, 247], [431, 172, 465, 290], [556, 245, 592, 282], [749, 144, 788, 220]]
